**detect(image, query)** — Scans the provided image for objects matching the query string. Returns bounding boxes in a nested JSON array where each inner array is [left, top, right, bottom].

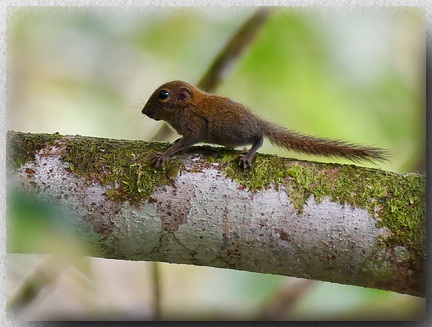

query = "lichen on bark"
[[204, 147, 425, 263]]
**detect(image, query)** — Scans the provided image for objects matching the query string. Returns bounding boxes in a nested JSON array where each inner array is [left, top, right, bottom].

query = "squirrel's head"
[[142, 80, 194, 121]]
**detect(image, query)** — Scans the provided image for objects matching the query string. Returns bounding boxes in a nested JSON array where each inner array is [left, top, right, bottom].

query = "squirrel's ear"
[[176, 86, 192, 102]]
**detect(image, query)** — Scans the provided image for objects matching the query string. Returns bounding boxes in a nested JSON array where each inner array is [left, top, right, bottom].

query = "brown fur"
[[142, 80, 388, 168]]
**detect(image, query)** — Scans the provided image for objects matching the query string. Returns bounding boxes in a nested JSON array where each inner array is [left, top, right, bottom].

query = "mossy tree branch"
[[7, 131, 426, 297]]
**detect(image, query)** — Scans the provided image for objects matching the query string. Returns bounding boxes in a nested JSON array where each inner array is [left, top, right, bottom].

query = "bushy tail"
[[262, 121, 388, 162]]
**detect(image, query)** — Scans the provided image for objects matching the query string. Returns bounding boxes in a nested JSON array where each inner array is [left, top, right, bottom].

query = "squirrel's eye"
[[158, 90, 170, 101]]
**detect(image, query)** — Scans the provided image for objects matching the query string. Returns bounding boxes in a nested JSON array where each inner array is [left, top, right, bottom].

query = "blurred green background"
[[6, 6, 425, 320]]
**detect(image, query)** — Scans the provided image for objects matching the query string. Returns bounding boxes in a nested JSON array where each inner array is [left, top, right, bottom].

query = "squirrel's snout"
[[142, 106, 161, 121], [141, 105, 151, 116]]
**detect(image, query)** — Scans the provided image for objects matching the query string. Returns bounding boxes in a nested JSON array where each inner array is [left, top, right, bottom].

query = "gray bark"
[[7, 131, 425, 297]]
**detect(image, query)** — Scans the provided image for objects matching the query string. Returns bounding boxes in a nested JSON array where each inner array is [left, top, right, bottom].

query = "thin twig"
[[198, 7, 273, 91], [8, 256, 69, 316], [151, 261, 162, 320], [148, 8, 274, 314], [256, 279, 316, 320]]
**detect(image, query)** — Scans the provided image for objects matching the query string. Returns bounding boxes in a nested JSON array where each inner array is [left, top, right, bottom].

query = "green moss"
[[7, 131, 60, 169], [62, 137, 183, 204], [208, 151, 289, 190], [7, 131, 183, 205]]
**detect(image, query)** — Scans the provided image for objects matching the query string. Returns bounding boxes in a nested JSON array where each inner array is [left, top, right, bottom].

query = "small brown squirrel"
[[142, 80, 388, 168]]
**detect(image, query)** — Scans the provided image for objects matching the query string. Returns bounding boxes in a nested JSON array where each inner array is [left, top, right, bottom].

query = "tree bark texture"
[[7, 131, 426, 297]]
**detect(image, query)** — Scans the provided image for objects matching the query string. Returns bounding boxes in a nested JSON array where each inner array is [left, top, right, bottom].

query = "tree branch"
[[7, 131, 425, 297]]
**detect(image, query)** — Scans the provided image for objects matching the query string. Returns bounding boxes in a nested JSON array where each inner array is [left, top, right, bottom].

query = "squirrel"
[[142, 80, 388, 168]]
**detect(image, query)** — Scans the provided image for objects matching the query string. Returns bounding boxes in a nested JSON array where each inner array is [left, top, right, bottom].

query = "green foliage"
[[8, 7, 424, 174], [7, 7, 425, 320], [219, 9, 424, 172], [7, 189, 80, 254]]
